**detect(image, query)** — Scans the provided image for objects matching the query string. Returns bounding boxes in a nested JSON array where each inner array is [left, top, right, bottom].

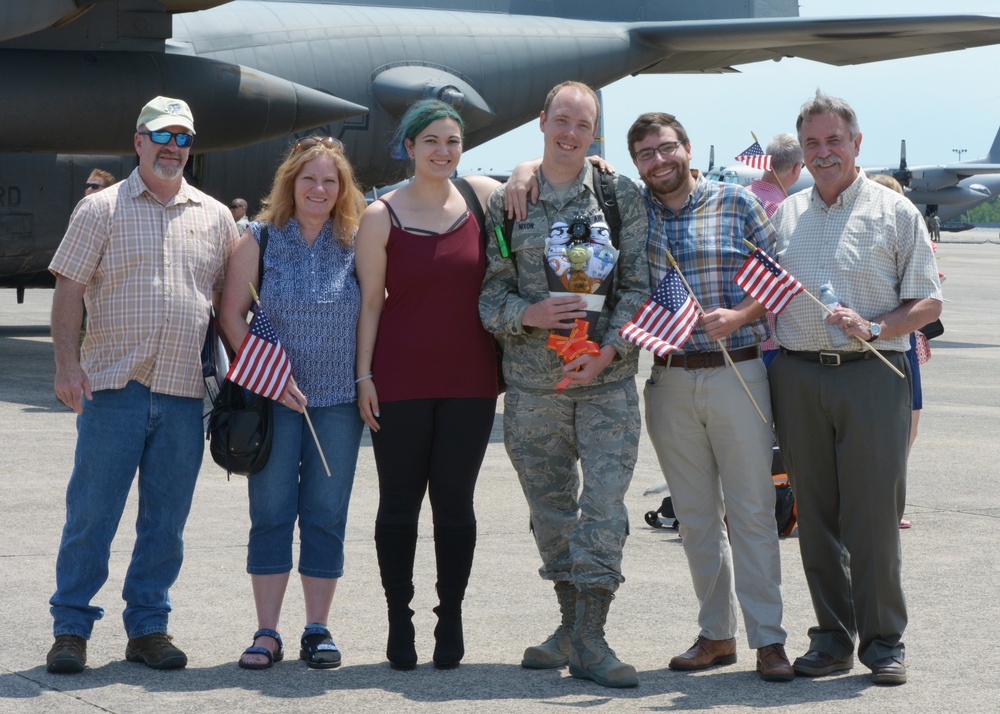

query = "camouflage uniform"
[[479, 165, 649, 591]]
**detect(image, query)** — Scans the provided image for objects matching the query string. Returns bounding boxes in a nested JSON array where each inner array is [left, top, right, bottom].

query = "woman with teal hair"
[[355, 99, 501, 670]]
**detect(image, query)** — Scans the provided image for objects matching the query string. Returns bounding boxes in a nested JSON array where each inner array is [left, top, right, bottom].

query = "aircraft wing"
[[631, 15, 1000, 73]]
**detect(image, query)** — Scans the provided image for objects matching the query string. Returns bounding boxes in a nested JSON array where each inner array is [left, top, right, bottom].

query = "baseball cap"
[[136, 96, 196, 134]]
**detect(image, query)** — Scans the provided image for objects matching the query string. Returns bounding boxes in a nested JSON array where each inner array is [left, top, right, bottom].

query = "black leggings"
[[371, 398, 496, 527]]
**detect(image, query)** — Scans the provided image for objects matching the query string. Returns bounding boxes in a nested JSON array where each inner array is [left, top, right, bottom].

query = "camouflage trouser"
[[503, 378, 640, 592]]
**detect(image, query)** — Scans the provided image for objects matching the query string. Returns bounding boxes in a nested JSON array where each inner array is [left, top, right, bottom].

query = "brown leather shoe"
[[756, 643, 794, 681], [668, 635, 737, 671]]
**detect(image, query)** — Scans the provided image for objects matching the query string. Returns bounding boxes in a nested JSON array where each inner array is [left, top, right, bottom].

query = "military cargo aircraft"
[[4, 0, 1000, 297], [706, 124, 1000, 222]]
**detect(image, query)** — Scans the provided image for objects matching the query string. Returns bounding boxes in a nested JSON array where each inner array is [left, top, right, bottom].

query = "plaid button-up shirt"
[[643, 172, 774, 353], [50, 169, 237, 398], [770, 169, 942, 353]]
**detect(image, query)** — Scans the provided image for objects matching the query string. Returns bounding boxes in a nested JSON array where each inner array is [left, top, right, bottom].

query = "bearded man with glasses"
[[45, 96, 238, 674], [627, 112, 791, 682]]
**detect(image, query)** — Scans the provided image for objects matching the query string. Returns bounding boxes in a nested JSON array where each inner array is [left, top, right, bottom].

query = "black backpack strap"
[[258, 224, 269, 292], [592, 165, 621, 249], [452, 177, 486, 237]]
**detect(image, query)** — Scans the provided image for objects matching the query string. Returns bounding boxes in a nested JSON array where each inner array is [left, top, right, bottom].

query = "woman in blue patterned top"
[[220, 136, 367, 671]]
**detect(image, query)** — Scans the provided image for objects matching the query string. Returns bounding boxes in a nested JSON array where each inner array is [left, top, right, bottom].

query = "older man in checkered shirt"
[[768, 90, 942, 686], [45, 97, 238, 674]]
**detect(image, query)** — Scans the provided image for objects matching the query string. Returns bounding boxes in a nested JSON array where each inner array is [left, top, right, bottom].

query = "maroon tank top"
[[371, 201, 498, 401]]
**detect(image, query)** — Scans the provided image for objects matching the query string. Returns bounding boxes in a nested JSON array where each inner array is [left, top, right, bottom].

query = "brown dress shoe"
[[756, 643, 794, 681], [668, 635, 737, 671]]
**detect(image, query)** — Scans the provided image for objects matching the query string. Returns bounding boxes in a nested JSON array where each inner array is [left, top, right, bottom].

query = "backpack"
[[451, 176, 505, 393], [644, 448, 798, 537]]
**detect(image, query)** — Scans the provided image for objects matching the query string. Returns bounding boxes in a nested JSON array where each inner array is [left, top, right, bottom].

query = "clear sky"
[[462, 1, 1000, 180]]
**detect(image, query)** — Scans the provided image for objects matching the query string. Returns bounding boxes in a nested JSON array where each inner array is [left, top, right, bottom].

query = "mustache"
[[811, 155, 842, 169]]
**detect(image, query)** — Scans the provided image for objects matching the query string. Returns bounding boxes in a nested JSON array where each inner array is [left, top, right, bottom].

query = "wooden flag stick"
[[249, 283, 333, 476], [289, 376, 332, 478], [664, 251, 768, 425], [737, 241, 905, 379]]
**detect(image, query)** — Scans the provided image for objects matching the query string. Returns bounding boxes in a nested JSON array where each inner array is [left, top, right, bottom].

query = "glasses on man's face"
[[230, 204, 244, 210], [294, 136, 344, 152], [139, 130, 194, 148], [84, 182, 101, 191], [634, 141, 685, 163]]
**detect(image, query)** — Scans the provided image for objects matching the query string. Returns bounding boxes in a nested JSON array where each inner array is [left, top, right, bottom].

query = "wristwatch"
[[867, 321, 882, 342]]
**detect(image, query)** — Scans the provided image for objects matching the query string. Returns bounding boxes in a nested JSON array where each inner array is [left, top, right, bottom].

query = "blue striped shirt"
[[643, 173, 774, 352]]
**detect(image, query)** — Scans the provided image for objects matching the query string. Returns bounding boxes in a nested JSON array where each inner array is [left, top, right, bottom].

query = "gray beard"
[[152, 160, 183, 180]]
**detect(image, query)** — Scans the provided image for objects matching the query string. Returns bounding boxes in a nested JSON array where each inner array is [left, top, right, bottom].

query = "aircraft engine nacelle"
[[372, 65, 495, 133], [904, 184, 992, 205], [906, 169, 961, 193], [0, 50, 367, 154]]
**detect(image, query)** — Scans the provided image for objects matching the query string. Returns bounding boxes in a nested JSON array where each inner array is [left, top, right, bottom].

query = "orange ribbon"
[[547, 318, 601, 392]]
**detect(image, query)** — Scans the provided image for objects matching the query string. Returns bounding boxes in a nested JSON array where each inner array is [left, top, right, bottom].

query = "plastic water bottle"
[[819, 283, 840, 310]]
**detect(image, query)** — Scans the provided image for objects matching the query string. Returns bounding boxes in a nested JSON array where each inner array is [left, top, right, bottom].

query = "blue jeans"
[[247, 402, 363, 578], [50, 381, 205, 639]]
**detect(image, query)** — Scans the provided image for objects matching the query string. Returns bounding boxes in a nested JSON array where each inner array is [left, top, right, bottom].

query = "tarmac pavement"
[[1, 231, 998, 713]]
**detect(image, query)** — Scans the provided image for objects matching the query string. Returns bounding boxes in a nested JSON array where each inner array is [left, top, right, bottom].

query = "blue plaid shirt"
[[643, 172, 774, 352]]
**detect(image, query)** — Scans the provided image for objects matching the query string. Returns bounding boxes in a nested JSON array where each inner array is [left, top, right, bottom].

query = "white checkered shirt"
[[770, 169, 942, 353]]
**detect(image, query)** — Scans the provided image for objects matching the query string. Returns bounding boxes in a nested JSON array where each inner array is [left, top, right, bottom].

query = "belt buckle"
[[819, 352, 841, 366]]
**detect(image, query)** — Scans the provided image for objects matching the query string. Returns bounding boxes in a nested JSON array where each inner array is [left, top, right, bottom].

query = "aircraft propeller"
[[892, 139, 912, 187]]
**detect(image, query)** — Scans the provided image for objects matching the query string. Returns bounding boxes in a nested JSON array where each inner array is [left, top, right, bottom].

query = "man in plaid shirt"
[[45, 97, 237, 674], [627, 112, 792, 682]]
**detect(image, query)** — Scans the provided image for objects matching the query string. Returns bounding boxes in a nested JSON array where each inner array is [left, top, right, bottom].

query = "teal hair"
[[390, 99, 465, 160]]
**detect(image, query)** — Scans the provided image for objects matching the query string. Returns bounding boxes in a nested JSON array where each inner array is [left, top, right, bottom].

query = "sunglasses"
[[294, 136, 343, 152], [139, 130, 194, 148], [84, 182, 101, 190]]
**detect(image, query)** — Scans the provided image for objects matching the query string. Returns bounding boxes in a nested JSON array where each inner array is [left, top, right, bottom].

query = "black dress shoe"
[[870, 656, 907, 685], [792, 649, 854, 676]]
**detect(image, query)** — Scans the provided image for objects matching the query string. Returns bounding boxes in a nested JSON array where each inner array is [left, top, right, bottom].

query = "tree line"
[[957, 196, 1000, 224]]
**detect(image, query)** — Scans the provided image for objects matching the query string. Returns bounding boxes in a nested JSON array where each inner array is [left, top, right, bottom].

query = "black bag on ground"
[[207, 379, 274, 476]]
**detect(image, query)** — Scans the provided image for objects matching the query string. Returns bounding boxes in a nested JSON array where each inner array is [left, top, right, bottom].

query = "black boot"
[[374, 522, 418, 670], [432, 523, 477, 669]]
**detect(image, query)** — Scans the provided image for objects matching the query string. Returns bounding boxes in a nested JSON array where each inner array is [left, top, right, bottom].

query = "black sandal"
[[238, 628, 284, 670], [300, 626, 341, 669]]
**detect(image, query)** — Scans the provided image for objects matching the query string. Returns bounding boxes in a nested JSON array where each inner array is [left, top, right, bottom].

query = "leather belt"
[[780, 347, 897, 366], [653, 345, 759, 369]]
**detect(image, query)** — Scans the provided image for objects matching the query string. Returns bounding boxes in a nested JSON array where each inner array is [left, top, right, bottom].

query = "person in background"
[[747, 133, 803, 368], [355, 100, 499, 670], [869, 172, 934, 530], [230, 197, 250, 234], [220, 136, 367, 671], [84, 168, 115, 196], [46, 96, 237, 674]]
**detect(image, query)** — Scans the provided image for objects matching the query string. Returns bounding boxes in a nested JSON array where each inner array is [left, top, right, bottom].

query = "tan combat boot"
[[568, 587, 638, 688], [521, 581, 577, 669]]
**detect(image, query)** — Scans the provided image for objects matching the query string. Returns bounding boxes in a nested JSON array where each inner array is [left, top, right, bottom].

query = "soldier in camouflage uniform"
[[479, 81, 649, 689]]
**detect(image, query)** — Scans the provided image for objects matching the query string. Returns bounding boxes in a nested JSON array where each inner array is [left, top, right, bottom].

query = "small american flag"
[[735, 248, 804, 314], [736, 141, 772, 171], [225, 304, 292, 400], [619, 268, 698, 358]]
